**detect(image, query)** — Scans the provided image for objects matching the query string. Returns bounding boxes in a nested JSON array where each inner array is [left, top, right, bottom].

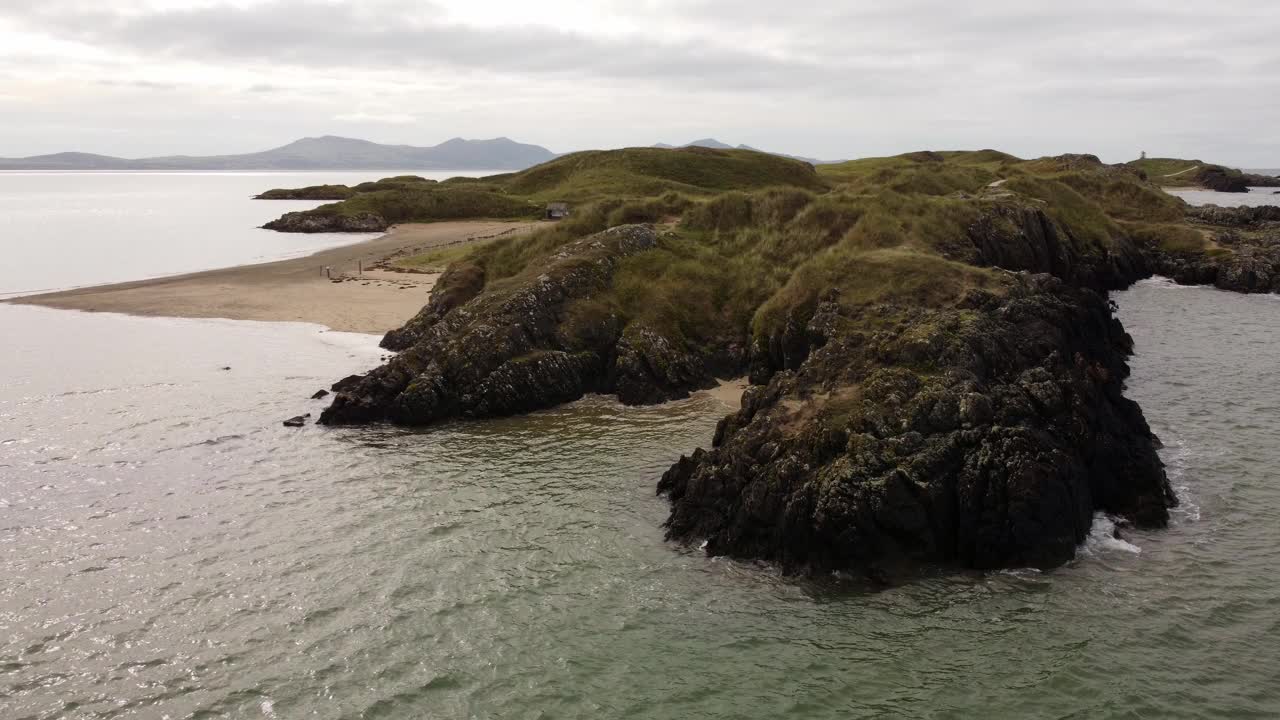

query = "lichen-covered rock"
[[263, 211, 387, 233], [1186, 205, 1280, 227], [613, 324, 717, 405], [658, 275, 1176, 575], [1144, 206, 1280, 293], [1197, 167, 1250, 193], [964, 205, 1146, 291], [320, 225, 666, 425], [381, 261, 486, 351]]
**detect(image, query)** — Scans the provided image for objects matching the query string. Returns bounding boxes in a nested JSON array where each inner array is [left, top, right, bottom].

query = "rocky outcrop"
[[1145, 241, 1280, 294], [255, 185, 355, 200], [320, 225, 720, 425], [262, 211, 387, 233], [1197, 167, 1250, 193], [1186, 204, 1280, 227], [1144, 204, 1280, 293], [659, 275, 1175, 574], [380, 261, 487, 351], [1241, 172, 1280, 188], [964, 205, 1146, 291]]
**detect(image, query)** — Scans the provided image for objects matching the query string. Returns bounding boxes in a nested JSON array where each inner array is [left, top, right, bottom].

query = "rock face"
[[659, 276, 1175, 573], [320, 225, 719, 425], [262, 211, 387, 233], [964, 205, 1146, 291], [1146, 204, 1280, 293], [1197, 167, 1251, 193], [1187, 205, 1280, 227]]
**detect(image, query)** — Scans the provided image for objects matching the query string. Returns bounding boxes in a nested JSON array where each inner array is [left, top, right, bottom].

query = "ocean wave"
[[1081, 513, 1142, 556]]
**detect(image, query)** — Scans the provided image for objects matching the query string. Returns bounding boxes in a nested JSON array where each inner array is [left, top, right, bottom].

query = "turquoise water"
[[2, 178, 1279, 718]]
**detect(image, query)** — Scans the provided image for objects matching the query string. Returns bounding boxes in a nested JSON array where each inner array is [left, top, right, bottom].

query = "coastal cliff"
[[288, 146, 1277, 576], [1138, 205, 1280, 293], [661, 275, 1172, 572]]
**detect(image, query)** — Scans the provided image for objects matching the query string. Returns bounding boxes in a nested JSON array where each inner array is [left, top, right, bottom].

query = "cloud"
[[0, 0, 1277, 164], [334, 111, 418, 124], [1, 0, 933, 95]]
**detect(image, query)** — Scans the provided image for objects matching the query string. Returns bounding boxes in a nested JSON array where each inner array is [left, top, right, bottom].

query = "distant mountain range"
[[0, 135, 844, 171], [0, 136, 558, 171], [651, 138, 842, 165]]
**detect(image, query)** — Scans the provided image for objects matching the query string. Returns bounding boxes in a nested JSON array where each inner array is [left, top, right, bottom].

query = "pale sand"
[[695, 377, 750, 409], [8, 221, 539, 334]]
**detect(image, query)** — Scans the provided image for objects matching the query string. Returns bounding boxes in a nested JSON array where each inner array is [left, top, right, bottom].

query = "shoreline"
[[5, 220, 538, 334]]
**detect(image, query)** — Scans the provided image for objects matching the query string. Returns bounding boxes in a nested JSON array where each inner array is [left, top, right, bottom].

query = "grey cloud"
[[3, 0, 930, 95], [96, 78, 177, 90], [2, 0, 1277, 165]]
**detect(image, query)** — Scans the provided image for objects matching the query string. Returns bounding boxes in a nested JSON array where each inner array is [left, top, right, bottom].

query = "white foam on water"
[[1158, 433, 1203, 523], [1136, 276, 1197, 291], [1081, 513, 1142, 556]]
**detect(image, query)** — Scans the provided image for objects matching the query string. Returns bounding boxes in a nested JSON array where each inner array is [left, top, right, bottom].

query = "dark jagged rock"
[[1147, 244, 1280, 294], [659, 276, 1175, 574], [1197, 167, 1250, 193], [1145, 204, 1280, 293], [321, 225, 673, 426], [283, 414, 311, 427], [311, 389, 330, 400], [263, 211, 387, 233], [964, 205, 1146, 291], [330, 374, 366, 393], [381, 261, 487, 351], [1186, 204, 1280, 227]]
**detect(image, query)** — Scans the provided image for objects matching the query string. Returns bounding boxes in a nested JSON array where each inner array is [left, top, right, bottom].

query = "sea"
[[2, 175, 1279, 718]]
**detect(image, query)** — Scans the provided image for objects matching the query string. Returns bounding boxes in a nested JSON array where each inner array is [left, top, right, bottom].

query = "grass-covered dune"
[[311, 146, 1279, 577], [260, 147, 825, 232]]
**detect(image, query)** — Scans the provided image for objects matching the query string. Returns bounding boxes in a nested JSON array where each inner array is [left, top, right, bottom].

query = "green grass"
[[255, 184, 356, 200], [393, 239, 501, 272], [334, 146, 1252, 385], [306, 187, 540, 224], [493, 146, 827, 202], [1125, 157, 1204, 185]]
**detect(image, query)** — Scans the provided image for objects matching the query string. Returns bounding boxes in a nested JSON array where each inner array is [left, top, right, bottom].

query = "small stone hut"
[[545, 202, 570, 220]]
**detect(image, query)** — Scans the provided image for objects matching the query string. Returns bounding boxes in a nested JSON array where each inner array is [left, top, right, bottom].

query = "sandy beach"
[[8, 221, 537, 334]]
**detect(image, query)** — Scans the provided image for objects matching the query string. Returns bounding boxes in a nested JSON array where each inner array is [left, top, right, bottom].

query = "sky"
[[1, 0, 1277, 166]]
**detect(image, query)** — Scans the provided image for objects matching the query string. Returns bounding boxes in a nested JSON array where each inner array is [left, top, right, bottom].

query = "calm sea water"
[[0, 171, 495, 298], [1166, 186, 1280, 208], [2, 178, 1279, 718]]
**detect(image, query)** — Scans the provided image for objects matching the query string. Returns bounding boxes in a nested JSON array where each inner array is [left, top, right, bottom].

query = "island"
[[258, 146, 1279, 578]]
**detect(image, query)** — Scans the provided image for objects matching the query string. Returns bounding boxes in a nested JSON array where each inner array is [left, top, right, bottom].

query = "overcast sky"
[[1, 0, 1277, 165]]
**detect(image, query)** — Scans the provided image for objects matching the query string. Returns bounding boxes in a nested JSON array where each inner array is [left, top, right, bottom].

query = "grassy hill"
[[1125, 157, 1280, 190], [491, 146, 826, 201], [261, 146, 827, 229], [376, 147, 1196, 352]]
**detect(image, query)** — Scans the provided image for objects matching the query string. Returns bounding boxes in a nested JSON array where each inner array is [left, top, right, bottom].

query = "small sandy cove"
[[8, 221, 537, 334]]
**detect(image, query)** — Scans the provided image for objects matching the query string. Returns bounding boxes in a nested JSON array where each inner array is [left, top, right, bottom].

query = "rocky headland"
[[263, 146, 1278, 578], [1128, 157, 1280, 193]]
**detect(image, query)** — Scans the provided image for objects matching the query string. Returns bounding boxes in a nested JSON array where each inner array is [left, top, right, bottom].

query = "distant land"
[[0, 135, 847, 171], [652, 138, 841, 165], [0, 136, 558, 171]]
